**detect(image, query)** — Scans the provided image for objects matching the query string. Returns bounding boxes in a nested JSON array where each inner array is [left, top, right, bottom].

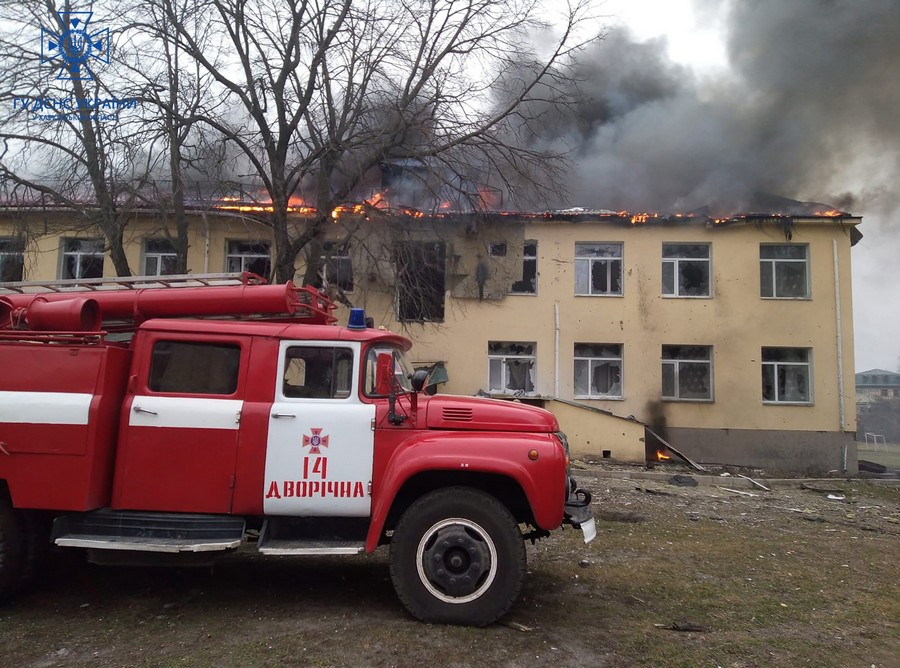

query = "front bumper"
[[563, 476, 596, 543]]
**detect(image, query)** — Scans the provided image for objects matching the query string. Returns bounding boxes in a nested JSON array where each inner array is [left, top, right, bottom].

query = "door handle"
[[132, 406, 158, 416], [271, 413, 296, 419]]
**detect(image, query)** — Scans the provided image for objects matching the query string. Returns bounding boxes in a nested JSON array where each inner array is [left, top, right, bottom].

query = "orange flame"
[[478, 187, 501, 210], [629, 212, 660, 225], [365, 191, 387, 208], [656, 449, 670, 461]]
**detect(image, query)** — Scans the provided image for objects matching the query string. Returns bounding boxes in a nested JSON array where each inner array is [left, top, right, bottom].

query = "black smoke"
[[536, 0, 900, 219]]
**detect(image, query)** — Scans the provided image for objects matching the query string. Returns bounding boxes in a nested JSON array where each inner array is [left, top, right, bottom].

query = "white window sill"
[[574, 395, 625, 401]]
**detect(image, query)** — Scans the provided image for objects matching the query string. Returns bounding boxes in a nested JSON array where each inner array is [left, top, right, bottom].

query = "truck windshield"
[[364, 345, 414, 396]]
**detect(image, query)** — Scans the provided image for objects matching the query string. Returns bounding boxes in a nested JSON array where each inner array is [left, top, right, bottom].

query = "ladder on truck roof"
[[0, 272, 337, 334], [0, 272, 266, 294]]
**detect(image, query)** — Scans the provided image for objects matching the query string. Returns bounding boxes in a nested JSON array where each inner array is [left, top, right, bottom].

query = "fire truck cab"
[[0, 274, 594, 626]]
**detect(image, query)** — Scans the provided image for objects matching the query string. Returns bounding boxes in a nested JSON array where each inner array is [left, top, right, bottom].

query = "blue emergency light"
[[347, 307, 367, 330]]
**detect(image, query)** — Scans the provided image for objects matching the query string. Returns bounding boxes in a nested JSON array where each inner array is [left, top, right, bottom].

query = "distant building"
[[856, 369, 900, 400], [856, 369, 900, 445], [1, 205, 862, 474]]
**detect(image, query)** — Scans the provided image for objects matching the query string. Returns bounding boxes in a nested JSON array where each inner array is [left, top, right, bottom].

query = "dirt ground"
[[2, 464, 898, 667]]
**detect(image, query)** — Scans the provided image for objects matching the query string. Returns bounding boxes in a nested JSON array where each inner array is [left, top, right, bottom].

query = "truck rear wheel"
[[389, 487, 525, 626], [13, 511, 50, 594], [0, 496, 24, 602]]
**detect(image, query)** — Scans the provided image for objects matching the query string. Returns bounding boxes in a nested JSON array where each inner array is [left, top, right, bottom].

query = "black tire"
[[12, 510, 50, 595], [389, 487, 526, 626], [0, 496, 24, 603]]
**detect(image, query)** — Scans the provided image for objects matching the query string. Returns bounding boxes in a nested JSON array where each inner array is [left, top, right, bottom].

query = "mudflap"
[[563, 476, 596, 543]]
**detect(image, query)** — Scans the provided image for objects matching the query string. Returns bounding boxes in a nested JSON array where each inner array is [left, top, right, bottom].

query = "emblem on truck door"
[[302, 427, 329, 454]]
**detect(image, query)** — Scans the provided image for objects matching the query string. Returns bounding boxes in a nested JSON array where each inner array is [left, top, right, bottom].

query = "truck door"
[[113, 336, 245, 513], [263, 341, 375, 517]]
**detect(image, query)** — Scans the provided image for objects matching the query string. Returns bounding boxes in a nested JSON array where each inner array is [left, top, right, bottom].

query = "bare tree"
[[153, 0, 599, 282], [121, 0, 224, 274], [0, 0, 160, 277]]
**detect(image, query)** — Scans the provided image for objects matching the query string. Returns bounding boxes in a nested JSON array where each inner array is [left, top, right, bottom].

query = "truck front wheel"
[[389, 487, 525, 626]]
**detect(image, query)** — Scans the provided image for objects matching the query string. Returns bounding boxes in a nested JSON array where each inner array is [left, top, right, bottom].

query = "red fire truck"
[[0, 274, 594, 626]]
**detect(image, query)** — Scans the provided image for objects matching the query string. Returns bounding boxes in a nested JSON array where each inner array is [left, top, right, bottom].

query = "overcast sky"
[[572, 0, 900, 373]]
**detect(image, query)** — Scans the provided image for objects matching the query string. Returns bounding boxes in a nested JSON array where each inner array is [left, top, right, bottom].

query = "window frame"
[[60, 238, 105, 280], [0, 237, 25, 282], [760, 244, 810, 299], [313, 241, 354, 293], [225, 240, 271, 277], [281, 344, 355, 400], [363, 344, 414, 397], [761, 347, 813, 405], [142, 238, 178, 277], [510, 240, 537, 295], [574, 242, 623, 296], [661, 345, 714, 402], [488, 341, 537, 396], [574, 343, 623, 399], [394, 240, 446, 322], [148, 339, 242, 396], [662, 243, 711, 298]]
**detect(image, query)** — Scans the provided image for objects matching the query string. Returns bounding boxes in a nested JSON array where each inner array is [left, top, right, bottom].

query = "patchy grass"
[[1, 477, 898, 667], [545, 520, 897, 667], [518, 480, 900, 667], [858, 443, 900, 470]]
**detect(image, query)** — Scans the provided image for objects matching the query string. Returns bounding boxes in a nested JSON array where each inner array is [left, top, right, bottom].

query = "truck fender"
[[365, 431, 566, 552]]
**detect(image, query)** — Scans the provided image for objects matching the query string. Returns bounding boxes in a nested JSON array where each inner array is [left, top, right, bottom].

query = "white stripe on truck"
[[128, 395, 243, 430], [0, 391, 93, 425]]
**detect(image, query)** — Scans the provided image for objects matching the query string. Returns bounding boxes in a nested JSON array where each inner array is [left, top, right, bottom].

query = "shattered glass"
[[662, 244, 710, 297]]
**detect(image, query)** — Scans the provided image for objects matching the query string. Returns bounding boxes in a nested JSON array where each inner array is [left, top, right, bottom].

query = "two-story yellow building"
[[0, 205, 861, 474]]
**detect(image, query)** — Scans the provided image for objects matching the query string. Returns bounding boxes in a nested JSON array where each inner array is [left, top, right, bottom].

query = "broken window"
[[760, 244, 809, 298], [143, 239, 178, 276], [662, 244, 710, 297], [226, 240, 271, 278], [762, 347, 812, 404], [312, 241, 354, 292], [394, 241, 445, 322], [574, 343, 623, 399], [0, 237, 25, 282], [510, 240, 537, 294], [575, 243, 623, 295], [488, 341, 536, 395], [488, 242, 507, 257], [61, 238, 104, 280], [661, 345, 713, 401]]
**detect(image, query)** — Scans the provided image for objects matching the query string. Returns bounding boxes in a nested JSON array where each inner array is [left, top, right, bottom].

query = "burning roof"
[[211, 190, 858, 236]]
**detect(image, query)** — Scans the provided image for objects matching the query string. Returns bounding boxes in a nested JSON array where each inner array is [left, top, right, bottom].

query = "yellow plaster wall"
[[353, 218, 858, 437], [548, 400, 646, 461], [0, 210, 274, 280]]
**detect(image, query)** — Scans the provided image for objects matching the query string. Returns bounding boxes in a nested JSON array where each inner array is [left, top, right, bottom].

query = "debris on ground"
[[654, 621, 709, 633]]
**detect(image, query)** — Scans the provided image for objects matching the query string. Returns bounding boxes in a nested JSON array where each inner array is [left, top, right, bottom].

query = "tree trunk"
[[106, 217, 133, 277]]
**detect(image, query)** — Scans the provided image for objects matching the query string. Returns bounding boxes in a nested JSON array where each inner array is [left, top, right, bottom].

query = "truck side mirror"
[[374, 352, 394, 396], [410, 369, 429, 393]]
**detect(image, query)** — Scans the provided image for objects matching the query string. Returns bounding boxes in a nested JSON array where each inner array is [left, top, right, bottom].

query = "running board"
[[257, 517, 366, 555], [257, 539, 365, 556], [55, 536, 242, 553], [52, 509, 245, 553]]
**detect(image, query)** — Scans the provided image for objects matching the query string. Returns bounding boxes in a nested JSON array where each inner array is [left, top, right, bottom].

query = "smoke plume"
[[541, 0, 900, 219]]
